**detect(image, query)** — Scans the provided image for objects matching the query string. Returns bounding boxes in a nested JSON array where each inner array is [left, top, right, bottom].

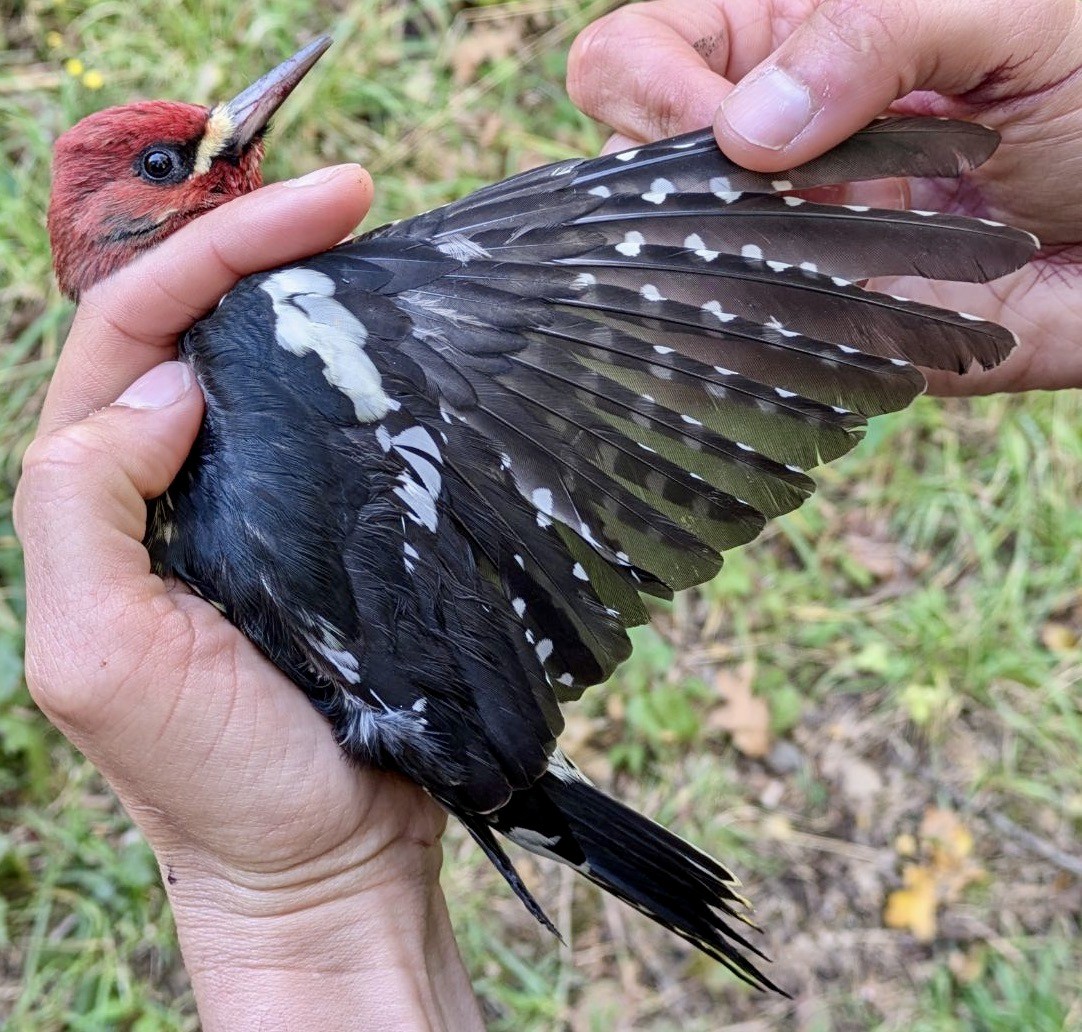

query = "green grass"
[[2, 1, 1081, 1029]]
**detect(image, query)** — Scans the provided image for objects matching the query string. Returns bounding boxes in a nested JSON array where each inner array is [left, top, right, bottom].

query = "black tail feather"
[[478, 763, 788, 995]]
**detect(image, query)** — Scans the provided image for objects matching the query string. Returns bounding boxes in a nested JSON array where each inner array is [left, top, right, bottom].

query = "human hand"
[[568, 0, 1082, 395], [15, 167, 480, 1030]]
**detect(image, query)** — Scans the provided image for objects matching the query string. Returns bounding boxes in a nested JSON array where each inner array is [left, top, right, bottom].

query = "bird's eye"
[[141, 149, 177, 182]]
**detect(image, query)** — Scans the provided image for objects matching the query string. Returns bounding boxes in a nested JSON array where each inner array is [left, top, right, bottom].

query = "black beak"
[[219, 35, 332, 151]]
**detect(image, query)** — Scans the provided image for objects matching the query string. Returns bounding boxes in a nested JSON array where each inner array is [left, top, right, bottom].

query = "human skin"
[[567, 0, 1082, 395], [15, 165, 484, 1032]]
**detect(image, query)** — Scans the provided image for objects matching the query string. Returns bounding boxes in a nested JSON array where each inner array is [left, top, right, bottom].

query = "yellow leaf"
[[884, 864, 937, 942], [1041, 621, 1078, 654]]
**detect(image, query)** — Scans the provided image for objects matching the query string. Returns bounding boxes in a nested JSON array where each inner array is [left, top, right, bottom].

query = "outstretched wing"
[[317, 118, 1032, 699]]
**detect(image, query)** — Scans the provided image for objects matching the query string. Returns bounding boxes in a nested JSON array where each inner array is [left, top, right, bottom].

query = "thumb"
[[713, 0, 1078, 171], [16, 361, 203, 729]]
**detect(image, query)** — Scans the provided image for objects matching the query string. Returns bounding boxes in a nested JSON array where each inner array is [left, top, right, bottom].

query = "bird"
[[47, 35, 1036, 992]]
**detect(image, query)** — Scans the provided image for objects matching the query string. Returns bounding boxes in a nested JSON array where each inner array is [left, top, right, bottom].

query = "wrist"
[[160, 839, 483, 1031]]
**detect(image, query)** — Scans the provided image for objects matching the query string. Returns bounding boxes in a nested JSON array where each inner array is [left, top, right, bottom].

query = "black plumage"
[[145, 119, 1035, 991]]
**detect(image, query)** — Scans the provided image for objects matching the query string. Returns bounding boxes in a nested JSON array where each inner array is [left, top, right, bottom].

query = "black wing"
[[165, 118, 1033, 813], [343, 119, 1031, 694]]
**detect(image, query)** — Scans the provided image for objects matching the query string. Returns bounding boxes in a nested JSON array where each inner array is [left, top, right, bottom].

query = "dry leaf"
[[450, 22, 522, 85], [1041, 621, 1079, 654], [884, 807, 984, 941], [843, 531, 903, 581], [708, 663, 771, 758], [884, 863, 938, 941], [920, 806, 984, 902]]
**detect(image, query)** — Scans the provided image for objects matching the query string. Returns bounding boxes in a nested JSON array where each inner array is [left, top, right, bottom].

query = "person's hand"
[[15, 167, 482, 1030], [568, 0, 1082, 395]]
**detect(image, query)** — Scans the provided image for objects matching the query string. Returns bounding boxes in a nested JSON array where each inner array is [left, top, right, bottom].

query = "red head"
[[48, 37, 331, 299]]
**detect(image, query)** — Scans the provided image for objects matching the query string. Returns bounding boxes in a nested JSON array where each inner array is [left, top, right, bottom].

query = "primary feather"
[[141, 119, 1034, 991]]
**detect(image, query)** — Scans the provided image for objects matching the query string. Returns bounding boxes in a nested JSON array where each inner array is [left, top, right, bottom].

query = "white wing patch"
[[261, 268, 395, 422]]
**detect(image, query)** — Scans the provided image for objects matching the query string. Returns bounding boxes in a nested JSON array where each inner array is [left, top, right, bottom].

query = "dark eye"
[[141, 149, 177, 181]]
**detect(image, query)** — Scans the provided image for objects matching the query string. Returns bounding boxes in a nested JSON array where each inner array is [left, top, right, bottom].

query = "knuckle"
[[566, 14, 620, 112], [637, 68, 697, 140], [813, 0, 912, 61], [15, 429, 103, 541]]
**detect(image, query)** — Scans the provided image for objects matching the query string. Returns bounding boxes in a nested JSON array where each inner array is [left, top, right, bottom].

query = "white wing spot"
[[740, 244, 763, 260], [653, 345, 673, 355], [531, 487, 554, 516], [766, 260, 791, 272], [702, 300, 736, 323], [512, 598, 526, 618], [616, 231, 645, 257], [799, 260, 818, 273], [640, 283, 665, 302], [642, 177, 676, 204], [775, 387, 796, 398], [535, 639, 553, 663], [771, 179, 793, 191], [572, 562, 589, 581], [615, 148, 640, 161], [572, 272, 597, 290], [783, 196, 805, 207], [681, 414, 703, 426], [684, 232, 720, 262], [588, 185, 611, 198]]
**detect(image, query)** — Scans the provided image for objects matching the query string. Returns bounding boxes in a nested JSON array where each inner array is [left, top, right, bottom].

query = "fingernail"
[[284, 163, 356, 188], [718, 66, 816, 150], [114, 362, 193, 410]]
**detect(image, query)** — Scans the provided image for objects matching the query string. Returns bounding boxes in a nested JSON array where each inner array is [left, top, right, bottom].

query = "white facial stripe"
[[193, 106, 236, 176], [261, 268, 395, 422]]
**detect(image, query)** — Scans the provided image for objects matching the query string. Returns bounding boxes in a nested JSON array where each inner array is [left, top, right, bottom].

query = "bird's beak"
[[219, 35, 332, 152]]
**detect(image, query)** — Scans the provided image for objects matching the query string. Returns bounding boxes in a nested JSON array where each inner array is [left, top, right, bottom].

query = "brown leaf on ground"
[[843, 530, 904, 581], [707, 662, 771, 758], [450, 22, 523, 85]]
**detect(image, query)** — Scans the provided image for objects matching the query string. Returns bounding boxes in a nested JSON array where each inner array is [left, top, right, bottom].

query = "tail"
[[456, 757, 786, 995]]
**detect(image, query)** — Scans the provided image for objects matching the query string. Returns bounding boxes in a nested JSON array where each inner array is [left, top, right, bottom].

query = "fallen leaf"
[[884, 807, 985, 941], [884, 863, 938, 941], [843, 531, 903, 581], [1041, 621, 1079, 654], [708, 663, 771, 758], [450, 22, 522, 85], [920, 806, 984, 902]]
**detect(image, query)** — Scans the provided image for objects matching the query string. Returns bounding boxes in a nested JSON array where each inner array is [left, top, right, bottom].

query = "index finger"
[[567, 0, 766, 142], [40, 164, 373, 436]]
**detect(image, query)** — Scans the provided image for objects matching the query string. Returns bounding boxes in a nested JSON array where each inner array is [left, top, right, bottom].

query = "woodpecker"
[[47, 36, 1036, 991]]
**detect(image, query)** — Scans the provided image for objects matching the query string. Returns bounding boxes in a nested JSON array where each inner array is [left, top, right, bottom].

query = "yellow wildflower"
[[82, 70, 104, 90], [64, 58, 84, 77], [45, 31, 64, 49]]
